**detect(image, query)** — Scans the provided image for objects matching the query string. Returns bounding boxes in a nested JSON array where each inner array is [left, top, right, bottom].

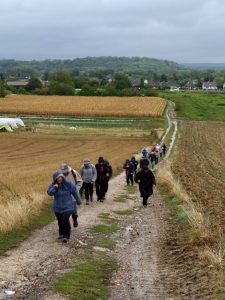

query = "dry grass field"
[[0, 95, 166, 117], [0, 132, 150, 232]]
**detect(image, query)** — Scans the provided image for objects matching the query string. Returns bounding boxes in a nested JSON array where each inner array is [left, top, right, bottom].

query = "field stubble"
[[168, 120, 225, 297]]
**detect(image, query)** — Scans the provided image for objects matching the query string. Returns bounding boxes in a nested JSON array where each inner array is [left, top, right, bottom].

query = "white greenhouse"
[[0, 118, 25, 132]]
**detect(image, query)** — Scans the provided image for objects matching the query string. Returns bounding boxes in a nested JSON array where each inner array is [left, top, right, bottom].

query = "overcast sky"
[[0, 0, 225, 63]]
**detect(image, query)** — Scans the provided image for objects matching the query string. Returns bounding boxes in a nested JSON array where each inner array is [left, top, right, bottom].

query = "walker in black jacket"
[[134, 165, 156, 207]]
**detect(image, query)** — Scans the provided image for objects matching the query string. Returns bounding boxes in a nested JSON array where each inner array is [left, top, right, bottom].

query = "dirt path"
[[110, 190, 173, 300]]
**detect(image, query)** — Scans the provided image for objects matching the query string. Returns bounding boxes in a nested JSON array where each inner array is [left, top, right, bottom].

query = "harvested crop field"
[[170, 120, 225, 297], [172, 121, 225, 228], [0, 132, 150, 232], [0, 95, 166, 117]]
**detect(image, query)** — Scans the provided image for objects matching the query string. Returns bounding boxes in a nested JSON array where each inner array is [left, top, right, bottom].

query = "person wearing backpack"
[[123, 159, 135, 185], [131, 156, 139, 175], [60, 163, 82, 227], [162, 143, 167, 156], [47, 171, 81, 243], [149, 151, 158, 170], [95, 157, 110, 202], [80, 159, 97, 205], [134, 162, 156, 208], [104, 159, 113, 197]]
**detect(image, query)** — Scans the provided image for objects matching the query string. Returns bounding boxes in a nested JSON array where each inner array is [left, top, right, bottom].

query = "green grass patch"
[[0, 202, 54, 255], [126, 184, 136, 194], [167, 197, 181, 206], [159, 91, 225, 121], [54, 255, 117, 300], [23, 116, 164, 128], [113, 194, 128, 203], [97, 237, 117, 250], [113, 209, 133, 216], [90, 223, 119, 234]]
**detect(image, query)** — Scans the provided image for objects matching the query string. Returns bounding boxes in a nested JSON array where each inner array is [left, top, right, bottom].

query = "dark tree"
[[26, 77, 42, 92], [113, 74, 131, 90]]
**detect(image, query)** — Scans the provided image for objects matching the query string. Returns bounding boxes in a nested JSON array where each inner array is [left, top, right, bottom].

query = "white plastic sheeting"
[[0, 118, 25, 129]]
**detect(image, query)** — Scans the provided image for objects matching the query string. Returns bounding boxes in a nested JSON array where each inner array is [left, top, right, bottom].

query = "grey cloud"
[[0, 0, 225, 62]]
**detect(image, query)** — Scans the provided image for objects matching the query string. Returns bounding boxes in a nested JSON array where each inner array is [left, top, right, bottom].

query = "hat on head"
[[83, 158, 91, 165], [53, 171, 65, 181], [98, 156, 104, 163], [60, 163, 71, 173]]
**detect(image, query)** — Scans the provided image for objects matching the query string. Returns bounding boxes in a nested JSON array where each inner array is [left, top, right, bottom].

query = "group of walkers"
[[147, 143, 166, 170], [47, 144, 166, 243], [47, 157, 112, 243]]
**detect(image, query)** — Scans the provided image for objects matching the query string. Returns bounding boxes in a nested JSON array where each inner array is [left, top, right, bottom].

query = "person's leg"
[[152, 161, 155, 170], [99, 182, 105, 201], [96, 180, 100, 200], [101, 179, 106, 200], [89, 183, 94, 202], [55, 213, 63, 238], [104, 180, 109, 194], [72, 205, 78, 227], [62, 213, 71, 242], [143, 196, 148, 207], [126, 175, 129, 185], [79, 184, 84, 198], [130, 174, 134, 185], [84, 182, 90, 205]]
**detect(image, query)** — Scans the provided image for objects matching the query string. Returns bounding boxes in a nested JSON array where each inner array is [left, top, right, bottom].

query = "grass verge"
[[158, 163, 211, 246], [0, 202, 54, 255]]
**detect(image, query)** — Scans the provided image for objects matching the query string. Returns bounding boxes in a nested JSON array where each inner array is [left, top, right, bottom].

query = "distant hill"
[[0, 57, 186, 77], [182, 63, 225, 69]]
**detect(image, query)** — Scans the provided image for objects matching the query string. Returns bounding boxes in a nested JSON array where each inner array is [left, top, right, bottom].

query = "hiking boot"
[[62, 238, 68, 243], [73, 218, 78, 228], [86, 200, 89, 205]]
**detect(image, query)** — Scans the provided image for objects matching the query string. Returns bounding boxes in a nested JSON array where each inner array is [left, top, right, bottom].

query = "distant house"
[[144, 79, 148, 86], [168, 81, 181, 91], [184, 80, 198, 90], [130, 78, 141, 87], [7, 80, 28, 89], [202, 81, 217, 91], [147, 80, 161, 89], [105, 75, 113, 84]]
